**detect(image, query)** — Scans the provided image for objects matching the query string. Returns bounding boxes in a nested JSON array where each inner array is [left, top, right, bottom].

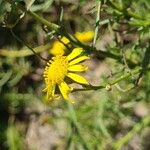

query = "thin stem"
[[5, 0, 60, 32], [59, 6, 64, 23], [107, 0, 150, 28], [73, 67, 149, 92], [73, 85, 104, 92], [112, 115, 150, 150], [110, 67, 141, 85], [10, 29, 48, 61], [27, 11, 60, 32], [67, 102, 91, 150], [107, 0, 144, 20], [5, 0, 138, 66], [93, 1, 101, 46], [0, 44, 50, 57]]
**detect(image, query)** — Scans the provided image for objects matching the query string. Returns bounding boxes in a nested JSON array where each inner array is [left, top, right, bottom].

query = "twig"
[[10, 29, 48, 61], [67, 102, 91, 150], [5, 0, 138, 67], [112, 115, 150, 150], [107, 0, 150, 28], [5, 0, 60, 31], [93, 1, 101, 46], [28, 11, 60, 32], [0, 44, 50, 57], [107, 0, 144, 20], [73, 67, 150, 92]]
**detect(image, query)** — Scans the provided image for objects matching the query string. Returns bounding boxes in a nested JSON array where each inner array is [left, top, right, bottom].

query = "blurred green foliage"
[[0, 0, 150, 150]]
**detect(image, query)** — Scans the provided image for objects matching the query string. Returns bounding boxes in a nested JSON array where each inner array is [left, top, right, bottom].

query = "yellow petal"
[[50, 41, 65, 56], [75, 31, 94, 43], [58, 81, 74, 102], [51, 84, 56, 97], [68, 65, 88, 72], [61, 37, 70, 44], [43, 83, 56, 100], [46, 86, 53, 100], [69, 56, 89, 66], [66, 48, 83, 61], [67, 73, 89, 85]]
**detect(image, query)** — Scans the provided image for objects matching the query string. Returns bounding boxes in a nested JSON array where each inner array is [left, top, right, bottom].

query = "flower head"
[[75, 31, 94, 43], [49, 31, 94, 56], [50, 37, 70, 56], [43, 48, 89, 103]]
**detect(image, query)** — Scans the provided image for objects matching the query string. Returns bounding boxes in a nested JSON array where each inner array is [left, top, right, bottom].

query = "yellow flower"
[[50, 37, 70, 56], [43, 47, 89, 103], [49, 31, 94, 56], [75, 31, 94, 43]]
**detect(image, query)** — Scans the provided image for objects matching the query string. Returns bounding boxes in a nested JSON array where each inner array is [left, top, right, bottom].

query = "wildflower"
[[43, 47, 89, 103], [50, 37, 70, 56], [49, 31, 94, 56], [75, 31, 94, 43]]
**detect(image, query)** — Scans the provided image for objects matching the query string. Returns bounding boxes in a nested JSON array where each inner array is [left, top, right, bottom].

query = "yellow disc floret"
[[44, 56, 68, 84]]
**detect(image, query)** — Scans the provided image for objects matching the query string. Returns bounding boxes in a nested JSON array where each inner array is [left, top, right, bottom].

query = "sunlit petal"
[[69, 56, 89, 66], [68, 65, 88, 72], [58, 81, 74, 102], [61, 37, 70, 44], [66, 48, 83, 61], [67, 73, 89, 85], [75, 31, 94, 43]]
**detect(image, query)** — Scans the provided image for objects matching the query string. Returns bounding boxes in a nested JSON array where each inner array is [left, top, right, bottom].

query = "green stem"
[[0, 44, 50, 57], [5, 0, 137, 66], [27, 11, 60, 32], [110, 67, 141, 85], [112, 115, 150, 150], [73, 67, 149, 92], [5, 0, 60, 32], [93, 0, 101, 46], [107, 0, 144, 20], [107, 0, 150, 28], [67, 102, 91, 150], [0, 71, 12, 87], [94, 50, 138, 68]]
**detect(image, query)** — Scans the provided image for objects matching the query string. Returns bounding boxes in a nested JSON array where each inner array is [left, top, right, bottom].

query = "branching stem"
[[5, 0, 137, 67]]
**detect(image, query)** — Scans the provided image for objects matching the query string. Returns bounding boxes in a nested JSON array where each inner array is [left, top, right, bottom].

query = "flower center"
[[46, 55, 68, 84]]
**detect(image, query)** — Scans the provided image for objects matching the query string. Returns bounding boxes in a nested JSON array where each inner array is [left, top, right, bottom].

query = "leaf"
[[142, 42, 150, 70]]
